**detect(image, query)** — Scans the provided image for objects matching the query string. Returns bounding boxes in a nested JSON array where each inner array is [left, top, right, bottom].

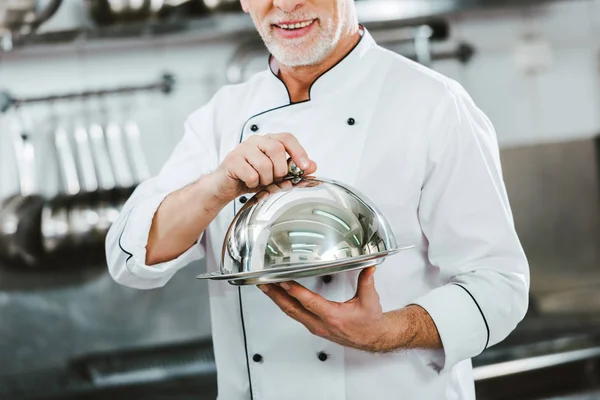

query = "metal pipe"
[[473, 347, 600, 380], [0, 73, 175, 114]]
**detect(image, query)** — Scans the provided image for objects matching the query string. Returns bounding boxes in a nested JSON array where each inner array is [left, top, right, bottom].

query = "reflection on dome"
[[221, 177, 396, 275]]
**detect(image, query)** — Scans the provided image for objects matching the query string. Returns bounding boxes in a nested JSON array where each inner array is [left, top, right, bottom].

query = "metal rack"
[[0, 72, 176, 114], [226, 20, 475, 84]]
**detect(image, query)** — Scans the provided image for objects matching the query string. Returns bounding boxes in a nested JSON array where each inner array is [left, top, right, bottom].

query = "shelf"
[[1, 1, 474, 52], [0, 0, 561, 55]]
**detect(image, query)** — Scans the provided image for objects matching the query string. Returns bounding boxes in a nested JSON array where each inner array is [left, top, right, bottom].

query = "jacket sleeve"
[[411, 80, 530, 370], [105, 97, 221, 290]]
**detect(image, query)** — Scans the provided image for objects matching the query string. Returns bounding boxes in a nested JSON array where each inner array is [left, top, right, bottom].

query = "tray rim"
[[195, 244, 414, 281], [227, 258, 387, 286]]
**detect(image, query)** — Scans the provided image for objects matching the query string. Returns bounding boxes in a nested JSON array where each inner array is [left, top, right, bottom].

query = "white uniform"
[[106, 28, 529, 400]]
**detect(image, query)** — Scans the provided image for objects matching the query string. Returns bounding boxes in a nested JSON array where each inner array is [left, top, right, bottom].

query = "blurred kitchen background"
[[1, 0, 600, 399]]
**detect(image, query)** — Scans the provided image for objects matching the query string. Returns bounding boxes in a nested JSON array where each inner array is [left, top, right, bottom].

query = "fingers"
[[229, 154, 260, 189], [304, 159, 318, 175], [355, 266, 379, 305], [257, 138, 288, 180], [266, 133, 316, 173], [244, 146, 274, 186], [259, 284, 325, 335], [220, 132, 316, 201], [277, 281, 337, 319]]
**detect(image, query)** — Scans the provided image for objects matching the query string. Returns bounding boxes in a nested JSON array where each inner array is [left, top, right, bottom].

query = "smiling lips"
[[272, 19, 317, 39], [275, 19, 315, 30]]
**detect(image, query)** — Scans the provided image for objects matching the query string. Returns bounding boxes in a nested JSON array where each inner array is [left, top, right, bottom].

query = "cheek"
[[245, 1, 270, 25], [255, 1, 273, 21], [318, 4, 337, 26]]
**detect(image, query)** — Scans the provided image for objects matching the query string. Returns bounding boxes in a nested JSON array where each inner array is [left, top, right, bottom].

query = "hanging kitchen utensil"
[[201, 0, 240, 12], [88, 121, 122, 234], [86, 0, 158, 26], [152, 0, 206, 19], [88, 122, 116, 192], [123, 119, 151, 184], [40, 112, 77, 255], [102, 100, 137, 214], [71, 121, 106, 243], [105, 121, 136, 189], [0, 112, 28, 257], [57, 121, 98, 246], [0, 0, 63, 51], [73, 123, 99, 194], [88, 100, 133, 237], [120, 95, 150, 184], [0, 0, 63, 33], [413, 25, 434, 67], [0, 108, 44, 267], [72, 119, 116, 245]]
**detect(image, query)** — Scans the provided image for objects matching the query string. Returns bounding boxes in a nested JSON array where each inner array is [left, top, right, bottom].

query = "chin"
[[269, 43, 332, 67], [276, 55, 322, 67]]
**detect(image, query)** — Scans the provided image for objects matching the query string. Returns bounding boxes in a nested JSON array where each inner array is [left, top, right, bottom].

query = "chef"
[[105, 0, 530, 397]]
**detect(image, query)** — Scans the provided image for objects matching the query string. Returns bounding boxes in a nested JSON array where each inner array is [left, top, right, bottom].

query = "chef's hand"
[[210, 133, 317, 203], [258, 267, 396, 353]]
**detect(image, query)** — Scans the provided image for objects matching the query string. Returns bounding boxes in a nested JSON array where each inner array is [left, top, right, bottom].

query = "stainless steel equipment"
[[86, 0, 200, 25], [86, 0, 153, 25], [40, 121, 78, 254], [123, 120, 151, 183], [0, 110, 45, 266], [0, 0, 62, 51], [0, 74, 172, 267], [105, 121, 136, 189], [197, 161, 412, 285]]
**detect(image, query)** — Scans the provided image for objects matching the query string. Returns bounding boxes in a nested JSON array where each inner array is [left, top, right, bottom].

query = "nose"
[[273, 0, 305, 13]]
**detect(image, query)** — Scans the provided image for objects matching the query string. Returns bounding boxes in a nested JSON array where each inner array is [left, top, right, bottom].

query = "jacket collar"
[[266, 25, 376, 103]]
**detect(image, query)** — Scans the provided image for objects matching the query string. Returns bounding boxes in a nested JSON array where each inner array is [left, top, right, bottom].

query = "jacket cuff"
[[119, 193, 204, 280], [411, 283, 489, 370]]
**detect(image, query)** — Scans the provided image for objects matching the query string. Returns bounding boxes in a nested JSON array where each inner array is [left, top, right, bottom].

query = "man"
[[105, 0, 530, 397]]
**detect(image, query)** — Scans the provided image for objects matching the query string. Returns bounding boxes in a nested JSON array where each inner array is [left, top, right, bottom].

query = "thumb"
[[356, 266, 379, 304], [304, 159, 318, 175]]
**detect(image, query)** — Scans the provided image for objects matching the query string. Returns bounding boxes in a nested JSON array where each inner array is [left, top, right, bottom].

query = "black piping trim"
[[118, 210, 134, 264], [238, 286, 254, 400], [266, 24, 365, 105], [235, 29, 366, 398], [238, 30, 365, 143], [452, 283, 490, 351]]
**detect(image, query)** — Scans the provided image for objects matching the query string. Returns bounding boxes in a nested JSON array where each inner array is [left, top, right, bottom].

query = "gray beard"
[[259, 18, 342, 67]]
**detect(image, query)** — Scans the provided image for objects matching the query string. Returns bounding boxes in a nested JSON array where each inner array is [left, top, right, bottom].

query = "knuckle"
[[305, 300, 319, 312], [317, 328, 329, 337], [312, 327, 327, 337], [278, 132, 292, 141], [283, 306, 300, 318], [256, 159, 272, 172], [247, 172, 260, 187], [266, 141, 285, 155], [327, 316, 341, 330]]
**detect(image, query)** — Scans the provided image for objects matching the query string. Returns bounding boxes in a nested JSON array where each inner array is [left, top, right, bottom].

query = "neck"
[[276, 25, 361, 103]]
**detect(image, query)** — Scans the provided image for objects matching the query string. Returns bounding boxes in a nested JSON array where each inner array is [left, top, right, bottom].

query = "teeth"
[[278, 20, 313, 30]]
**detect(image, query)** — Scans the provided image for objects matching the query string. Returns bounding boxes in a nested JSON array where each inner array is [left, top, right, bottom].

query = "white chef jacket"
[[106, 27, 529, 400]]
